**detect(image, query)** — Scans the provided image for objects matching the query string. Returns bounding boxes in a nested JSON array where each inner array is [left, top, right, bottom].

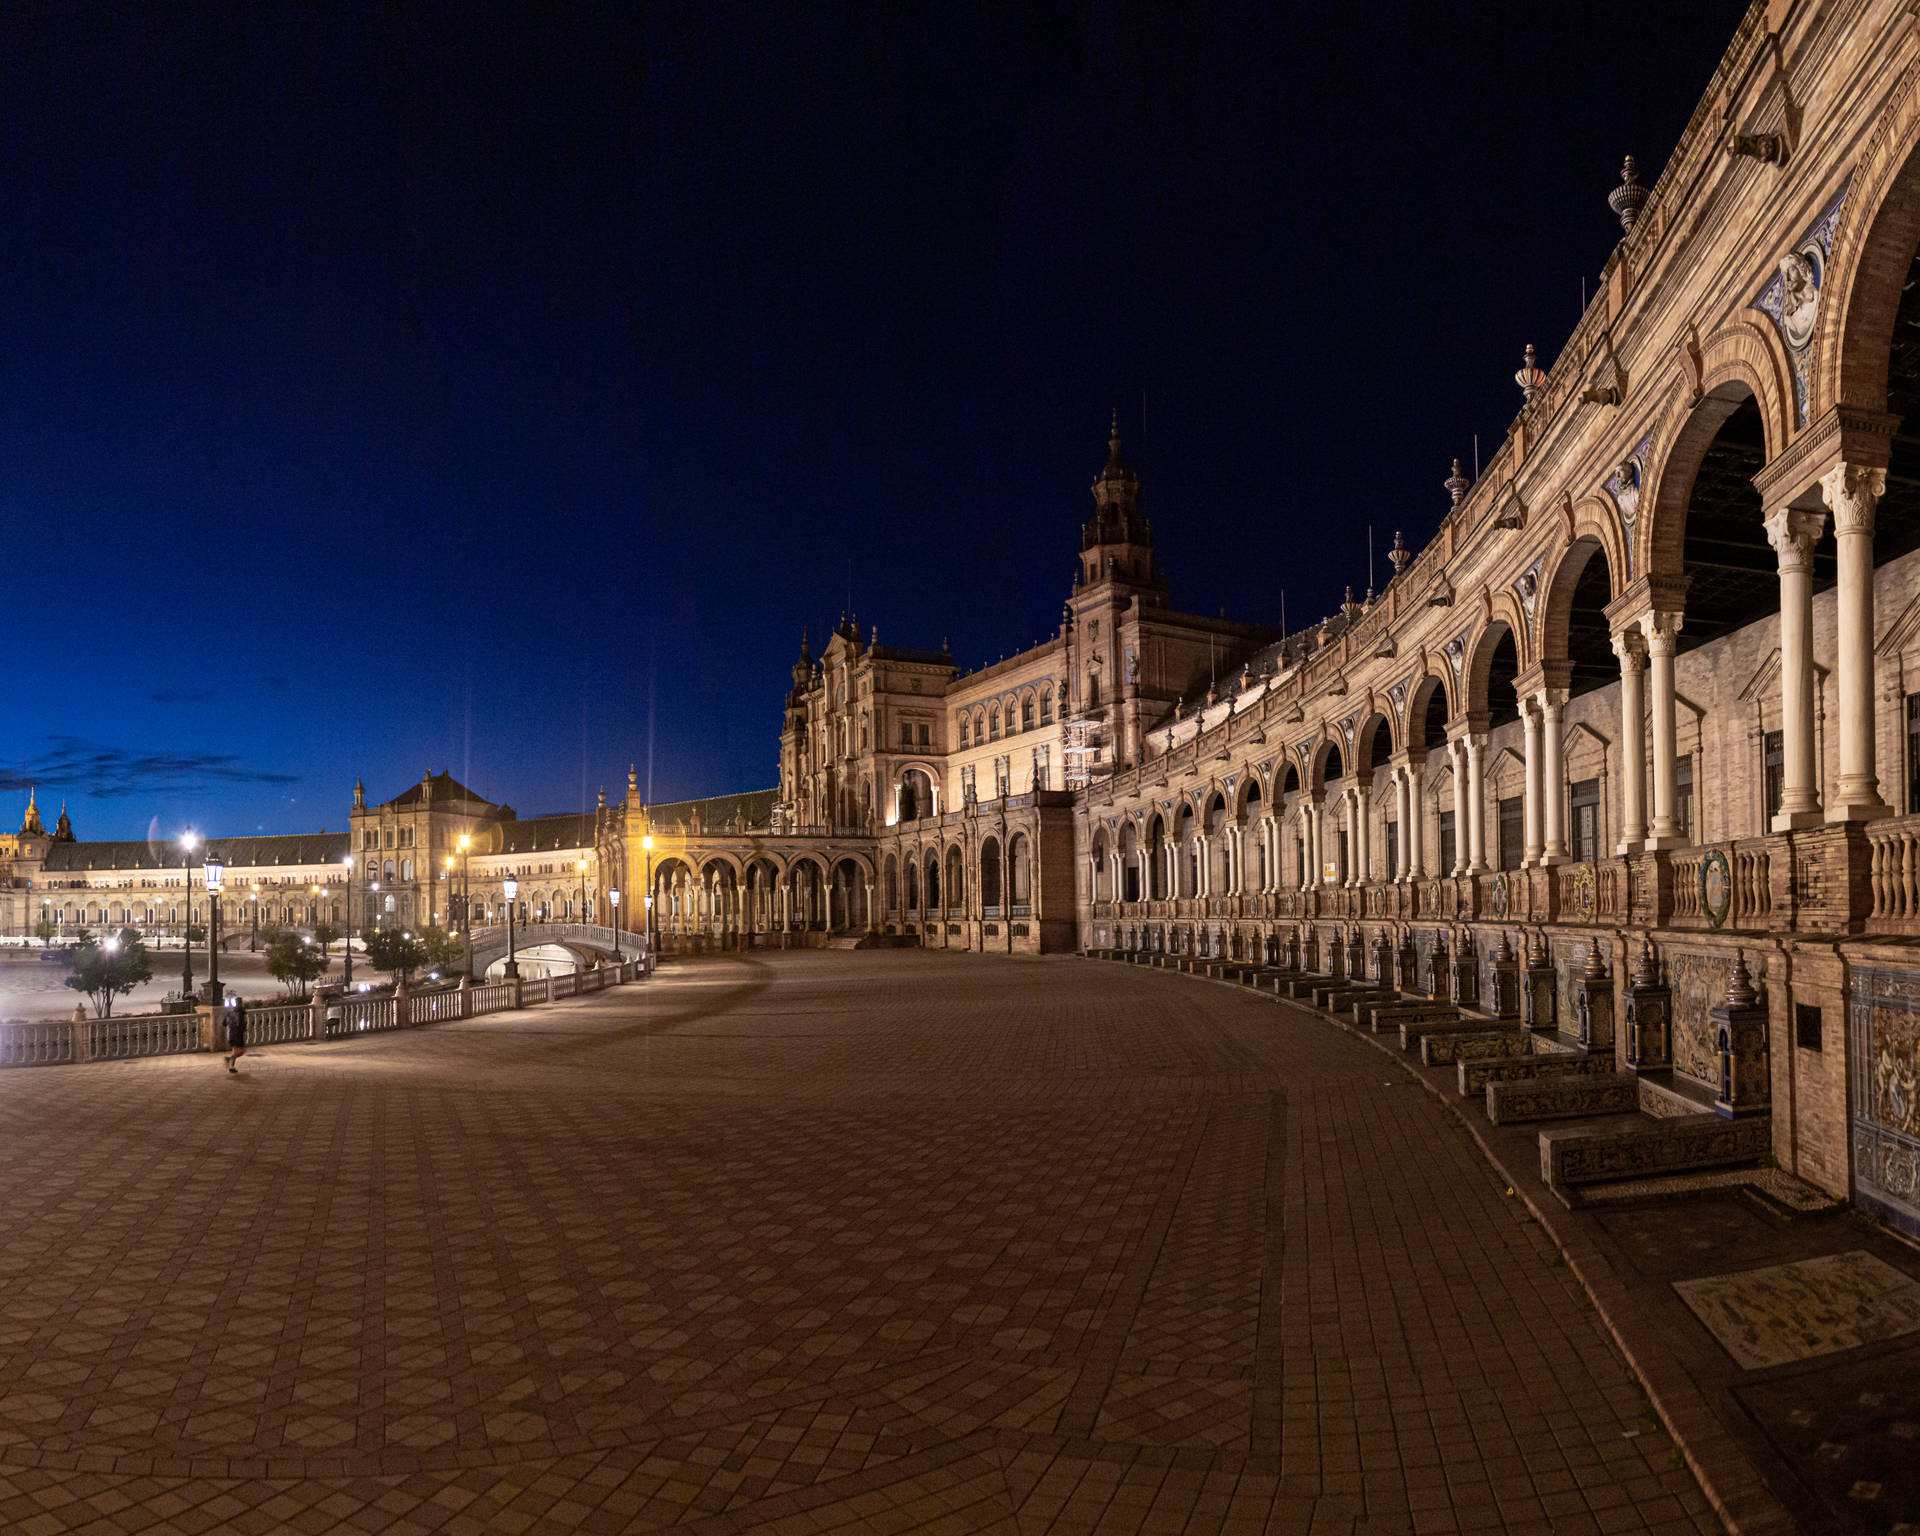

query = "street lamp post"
[[201, 853, 225, 1007], [577, 857, 588, 929], [502, 875, 520, 978], [179, 832, 198, 1007], [642, 834, 655, 955], [609, 888, 621, 960], [249, 884, 260, 952], [458, 834, 474, 983], [343, 856, 355, 987]]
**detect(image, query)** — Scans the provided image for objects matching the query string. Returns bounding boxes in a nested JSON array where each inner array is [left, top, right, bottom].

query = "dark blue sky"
[[0, 1, 1747, 841]]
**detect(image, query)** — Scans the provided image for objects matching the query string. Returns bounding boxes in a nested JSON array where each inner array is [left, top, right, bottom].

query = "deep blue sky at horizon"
[[1, 1, 1749, 842]]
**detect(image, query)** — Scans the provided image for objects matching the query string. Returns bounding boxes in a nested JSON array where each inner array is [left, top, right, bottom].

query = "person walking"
[[223, 995, 248, 1073]]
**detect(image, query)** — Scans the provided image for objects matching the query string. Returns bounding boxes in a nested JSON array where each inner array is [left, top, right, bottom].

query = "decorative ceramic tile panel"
[[1674, 1251, 1920, 1370]]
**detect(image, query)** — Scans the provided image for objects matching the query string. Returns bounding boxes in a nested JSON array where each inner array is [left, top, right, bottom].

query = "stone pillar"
[[1521, 700, 1544, 867], [1407, 763, 1426, 879], [1447, 740, 1468, 875], [1393, 768, 1411, 881], [1820, 463, 1890, 822], [1426, 933, 1451, 1001], [1612, 631, 1648, 853], [1465, 735, 1488, 873], [1540, 691, 1568, 863], [1573, 939, 1612, 1052], [1765, 505, 1827, 828], [1522, 929, 1557, 1034], [1623, 940, 1671, 1073], [1644, 613, 1686, 848], [1356, 784, 1373, 885], [1489, 932, 1520, 1021], [1712, 952, 1771, 1116]]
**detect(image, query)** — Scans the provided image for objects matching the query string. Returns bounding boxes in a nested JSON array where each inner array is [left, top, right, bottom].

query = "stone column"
[[1465, 735, 1488, 873], [1448, 739, 1468, 875], [1644, 613, 1686, 847], [1612, 631, 1648, 852], [1820, 463, 1890, 821], [1521, 700, 1543, 867], [1358, 784, 1373, 884], [1766, 504, 1827, 829], [1393, 768, 1411, 881], [1540, 691, 1568, 862], [1407, 763, 1426, 878]]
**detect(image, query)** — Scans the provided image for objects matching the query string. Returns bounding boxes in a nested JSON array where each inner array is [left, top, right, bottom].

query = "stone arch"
[[979, 835, 1003, 910], [1353, 710, 1395, 781], [1537, 525, 1622, 667], [1230, 771, 1263, 819], [923, 847, 942, 911], [945, 842, 965, 909], [1462, 612, 1524, 721], [1018, 689, 1037, 732], [1642, 369, 1781, 583], [1305, 733, 1345, 794], [1007, 832, 1032, 908], [895, 763, 938, 822], [1404, 668, 1453, 750], [1819, 66, 1920, 414]]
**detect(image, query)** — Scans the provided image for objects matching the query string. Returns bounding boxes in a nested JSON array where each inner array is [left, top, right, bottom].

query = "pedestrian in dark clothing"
[[223, 997, 248, 1073]]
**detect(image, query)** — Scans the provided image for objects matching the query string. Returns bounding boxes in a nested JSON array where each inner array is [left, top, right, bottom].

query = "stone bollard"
[[1489, 932, 1521, 1021], [1712, 951, 1770, 1117], [71, 1004, 91, 1064], [311, 992, 327, 1041], [1574, 938, 1614, 1052], [197, 1005, 220, 1053], [1624, 940, 1671, 1072], [1522, 929, 1557, 1034]]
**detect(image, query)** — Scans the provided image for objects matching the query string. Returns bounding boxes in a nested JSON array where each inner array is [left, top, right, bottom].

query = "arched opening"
[[1205, 793, 1229, 893], [1174, 804, 1198, 898], [1242, 779, 1264, 890], [905, 857, 920, 912], [1091, 830, 1110, 901], [980, 837, 1003, 914], [1320, 743, 1347, 883], [746, 857, 779, 937], [830, 858, 868, 931], [898, 768, 935, 823], [883, 853, 899, 913], [945, 844, 964, 911], [1119, 822, 1141, 902], [1008, 833, 1031, 913], [924, 850, 941, 912], [1145, 814, 1167, 899]]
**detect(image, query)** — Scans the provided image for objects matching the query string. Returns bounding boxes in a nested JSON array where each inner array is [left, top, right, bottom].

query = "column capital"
[[1752, 402, 1899, 505], [1638, 611, 1684, 655], [1819, 461, 1887, 538], [1763, 505, 1827, 571], [1513, 660, 1573, 701], [1609, 627, 1648, 667], [1604, 573, 1687, 636]]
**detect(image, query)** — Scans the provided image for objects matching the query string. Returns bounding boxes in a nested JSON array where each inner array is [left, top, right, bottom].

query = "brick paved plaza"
[[0, 953, 1720, 1535]]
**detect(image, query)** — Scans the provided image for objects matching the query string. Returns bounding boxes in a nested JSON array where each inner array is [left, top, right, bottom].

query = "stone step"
[[1539, 1110, 1772, 1189], [1359, 1000, 1457, 1032], [1323, 988, 1399, 1018], [1398, 1014, 1503, 1052], [1459, 1049, 1614, 1097], [1488, 1073, 1640, 1125]]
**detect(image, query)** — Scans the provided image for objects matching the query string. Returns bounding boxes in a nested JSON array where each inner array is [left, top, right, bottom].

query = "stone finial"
[[1581, 938, 1609, 979], [1607, 155, 1647, 234], [1726, 950, 1758, 1007], [1388, 530, 1410, 579], [1527, 928, 1548, 967], [1632, 939, 1659, 987], [1495, 930, 1515, 962], [1515, 344, 1547, 405], [1444, 458, 1471, 509]]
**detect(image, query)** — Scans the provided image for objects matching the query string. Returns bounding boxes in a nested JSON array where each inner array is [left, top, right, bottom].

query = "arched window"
[[884, 854, 898, 912], [959, 714, 971, 747], [945, 845, 963, 910], [1009, 833, 1031, 910], [1021, 695, 1035, 730], [989, 706, 1000, 740], [401, 858, 413, 883], [980, 837, 1003, 912], [1039, 689, 1052, 725], [906, 859, 920, 911]]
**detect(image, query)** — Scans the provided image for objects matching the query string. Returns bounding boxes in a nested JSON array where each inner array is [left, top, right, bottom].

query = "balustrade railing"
[[1869, 814, 1920, 931]]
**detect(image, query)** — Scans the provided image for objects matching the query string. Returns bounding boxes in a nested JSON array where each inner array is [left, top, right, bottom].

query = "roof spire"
[[1108, 407, 1122, 462]]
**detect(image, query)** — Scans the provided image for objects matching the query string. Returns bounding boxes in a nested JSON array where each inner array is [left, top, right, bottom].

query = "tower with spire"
[[1077, 411, 1161, 596], [19, 788, 43, 837]]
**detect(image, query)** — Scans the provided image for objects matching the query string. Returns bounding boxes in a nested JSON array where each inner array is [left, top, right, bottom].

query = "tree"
[[418, 925, 464, 972], [263, 929, 328, 998], [65, 928, 153, 1018], [312, 922, 341, 956], [33, 919, 54, 948], [186, 923, 206, 943], [362, 926, 428, 983]]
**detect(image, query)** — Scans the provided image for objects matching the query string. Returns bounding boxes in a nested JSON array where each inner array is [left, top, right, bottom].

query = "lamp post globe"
[[502, 875, 520, 979], [609, 888, 621, 960], [200, 852, 225, 1007]]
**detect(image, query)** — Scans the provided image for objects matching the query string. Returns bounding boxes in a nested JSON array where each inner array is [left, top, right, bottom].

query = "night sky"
[[0, 1, 1748, 842]]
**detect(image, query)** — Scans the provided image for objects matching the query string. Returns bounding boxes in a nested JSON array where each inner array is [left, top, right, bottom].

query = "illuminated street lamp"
[[502, 875, 520, 979], [201, 852, 225, 1007], [577, 857, 588, 927], [248, 883, 261, 952], [178, 832, 198, 1005], [609, 888, 621, 960], [458, 834, 474, 983]]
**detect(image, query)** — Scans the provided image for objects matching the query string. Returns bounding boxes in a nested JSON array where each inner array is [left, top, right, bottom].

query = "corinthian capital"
[[1762, 506, 1827, 572], [1819, 462, 1887, 538], [1609, 628, 1647, 670]]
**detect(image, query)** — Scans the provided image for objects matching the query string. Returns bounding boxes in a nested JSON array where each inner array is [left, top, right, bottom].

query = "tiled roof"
[[642, 789, 778, 832], [43, 832, 350, 873], [378, 772, 496, 809], [490, 812, 599, 856]]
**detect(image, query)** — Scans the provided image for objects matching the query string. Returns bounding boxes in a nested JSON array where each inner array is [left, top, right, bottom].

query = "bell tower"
[[1076, 412, 1162, 597]]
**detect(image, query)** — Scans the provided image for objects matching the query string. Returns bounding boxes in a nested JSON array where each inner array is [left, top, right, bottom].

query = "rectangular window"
[[1497, 796, 1524, 871], [1570, 778, 1600, 863], [961, 764, 976, 803], [1439, 811, 1456, 876], [918, 723, 930, 746], [1384, 820, 1399, 880], [900, 721, 913, 746], [1795, 1003, 1823, 1053], [1676, 755, 1695, 843], [1763, 729, 1784, 821], [1032, 746, 1050, 791], [1335, 829, 1349, 883], [1039, 691, 1052, 725], [1907, 693, 1920, 814]]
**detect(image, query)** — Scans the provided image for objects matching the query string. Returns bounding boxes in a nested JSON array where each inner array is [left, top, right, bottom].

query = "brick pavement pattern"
[[0, 954, 1719, 1534]]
